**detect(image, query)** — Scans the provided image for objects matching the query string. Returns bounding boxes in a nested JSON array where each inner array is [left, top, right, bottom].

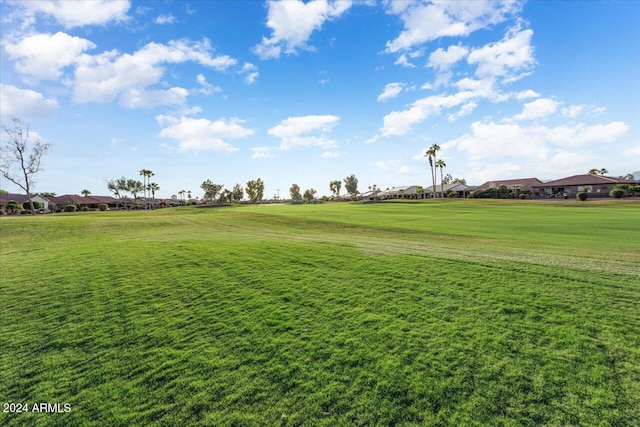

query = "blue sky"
[[1, 0, 638, 199]]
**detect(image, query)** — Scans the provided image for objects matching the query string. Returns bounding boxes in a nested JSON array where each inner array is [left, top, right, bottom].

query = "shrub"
[[98, 204, 109, 211], [64, 205, 77, 212], [447, 191, 460, 198], [519, 193, 527, 199], [22, 201, 43, 210], [5, 200, 23, 214], [81, 206, 90, 212], [609, 189, 624, 199], [469, 189, 495, 199], [577, 192, 588, 201]]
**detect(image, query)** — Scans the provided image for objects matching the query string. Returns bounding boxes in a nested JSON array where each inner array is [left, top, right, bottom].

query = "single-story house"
[[381, 186, 424, 199], [0, 193, 51, 211], [424, 183, 475, 198], [88, 195, 120, 208], [49, 194, 104, 209], [532, 174, 636, 197], [476, 178, 544, 196]]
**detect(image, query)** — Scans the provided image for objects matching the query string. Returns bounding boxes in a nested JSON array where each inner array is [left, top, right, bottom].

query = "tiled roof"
[[533, 175, 636, 187], [477, 178, 543, 190], [0, 193, 50, 203], [49, 194, 101, 205], [424, 183, 473, 193]]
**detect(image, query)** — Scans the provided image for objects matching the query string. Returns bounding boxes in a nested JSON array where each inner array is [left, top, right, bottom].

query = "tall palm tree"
[[139, 169, 147, 207], [187, 190, 192, 200], [139, 169, 154, 209], [424, 147, 437, 198], [429, 144, 441, 198], [148, 182, 159, 209], [81, 189, 91, 197], [178, 190, 186, 205], [436, 159, 446, 198]]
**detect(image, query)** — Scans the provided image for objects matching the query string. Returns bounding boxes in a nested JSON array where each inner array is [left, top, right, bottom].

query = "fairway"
[[1, 201, 639, 426]]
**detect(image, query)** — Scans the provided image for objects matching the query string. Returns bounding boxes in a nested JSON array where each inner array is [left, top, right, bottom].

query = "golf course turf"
[[1, 200, 639, 426]]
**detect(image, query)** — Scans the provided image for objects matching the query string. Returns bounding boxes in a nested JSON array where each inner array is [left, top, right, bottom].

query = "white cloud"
[[240, 62, 259, 85], [4, 32, 96, 81], [73, 39, 236, 106], [465, 161, 522, 184], [373, 90, 476, 139], [428, 44, 469, 71], [449, 121, 549, 162], [543, 122, 629, 146], [195, 74, 222, 96], [119, 87, 189, 109], [157, 115, 254, 152], [453, 77, 501, 99], [537, 151, 595, 176], [376, 158, 413, 175], [513, 98, 557, 121], [0, 84, 58, 118], [18, 0, 131, 28], [254, 0, 352, 59], [321, 151, 340, 158], [251, 146, 274, 159], [377, 83, 404, 102], [448, 102, 477, 122], [385, 0, 520, 53], [467, 26, 535, 80], [561, 104, 605, 118], [155, 14, 176, 25], [268, 115, 340, 150], [445, 120, 629, 165], [515, 89, 540, 100], [394, 54, 416, 68]]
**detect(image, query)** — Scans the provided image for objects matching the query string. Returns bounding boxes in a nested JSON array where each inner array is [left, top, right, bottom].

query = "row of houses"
[[359, 174, 637, 200], [0, 193, 184, 212], [1, 174, 637, 211]]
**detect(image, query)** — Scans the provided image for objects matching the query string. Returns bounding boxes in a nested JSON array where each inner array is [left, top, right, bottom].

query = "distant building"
[[0, 193, 51, 211], [532, 174, 635, 197], [476, 178, 544, 195]]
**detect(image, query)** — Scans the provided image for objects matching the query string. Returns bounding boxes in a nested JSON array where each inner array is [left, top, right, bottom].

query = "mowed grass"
[[1, 200, 639, 426]]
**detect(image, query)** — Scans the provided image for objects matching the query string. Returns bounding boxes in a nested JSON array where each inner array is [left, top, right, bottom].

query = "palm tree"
[[116, 177, 129, 209], [128, 179, 144, 207], [436, 159, 446, 198], [178, 190, 186, 205], [148, 182, 159, 209], [81, 189, 91, 197], [187, 190, 192, 200], [589, 168, 609, 176], [424, 145, 439, 198], [139, 169, 154, 209]]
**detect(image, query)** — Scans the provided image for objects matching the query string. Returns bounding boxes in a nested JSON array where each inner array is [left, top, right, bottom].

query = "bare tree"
[[1, 118, 51, 214]]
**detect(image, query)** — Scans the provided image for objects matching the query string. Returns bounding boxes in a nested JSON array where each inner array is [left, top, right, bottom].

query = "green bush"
[[98, 204, 109, 211], [64, 205, 77, 212], [22, 201, 43, 210], [519, 193, 527, 199], [5, 200, 23, 214], [609, 189, 624, 199], [81, 206, 90, 212], [469, 189, 495, 198], [577, 192, 588, 201]]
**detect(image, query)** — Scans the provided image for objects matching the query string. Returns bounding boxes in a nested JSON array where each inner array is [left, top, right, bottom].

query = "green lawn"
[[1, 200, 639, 426]]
